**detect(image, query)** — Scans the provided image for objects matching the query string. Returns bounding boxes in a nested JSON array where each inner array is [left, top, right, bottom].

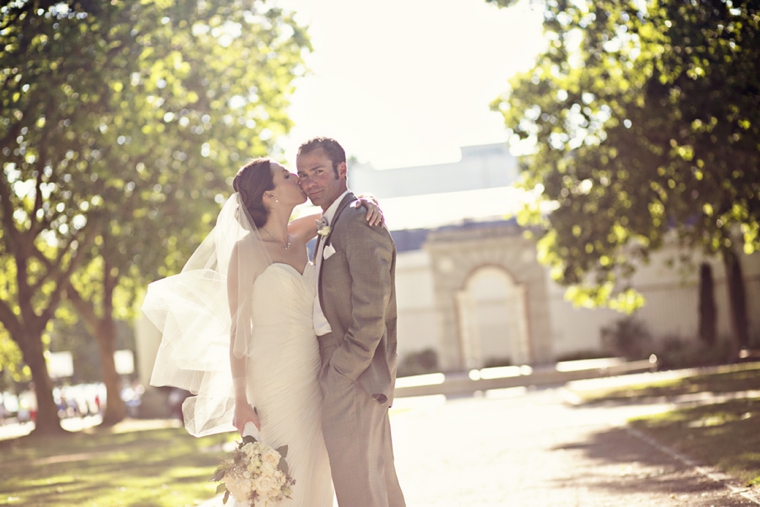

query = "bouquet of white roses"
[[212, 424, 296, 506]]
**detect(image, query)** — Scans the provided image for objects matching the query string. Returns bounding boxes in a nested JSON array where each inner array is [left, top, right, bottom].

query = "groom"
[[297, 137, 406, 507]]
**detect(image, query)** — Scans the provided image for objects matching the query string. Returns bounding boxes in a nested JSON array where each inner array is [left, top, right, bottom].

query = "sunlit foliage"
[[492, 0, 760, 315], [0, 0, 310, 432]]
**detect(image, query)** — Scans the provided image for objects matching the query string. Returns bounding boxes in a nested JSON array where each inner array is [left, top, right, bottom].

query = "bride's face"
[[270, 163, 307, 206]]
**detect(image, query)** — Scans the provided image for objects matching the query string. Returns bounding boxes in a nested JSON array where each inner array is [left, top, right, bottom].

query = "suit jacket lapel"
[[317, 192, 355, 307], [323, 192, 355, 246]]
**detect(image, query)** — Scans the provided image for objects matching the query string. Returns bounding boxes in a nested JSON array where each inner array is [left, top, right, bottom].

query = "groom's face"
[[296, 148, 347, 211]]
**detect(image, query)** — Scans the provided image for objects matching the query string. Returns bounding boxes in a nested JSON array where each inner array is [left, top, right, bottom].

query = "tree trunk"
[[66, 258, 127, 427], [22, 330, 65, 435], [698, 262, 717, 346], [722, 247, 750, 354], [96, 314, 127, 426], [98, 258, 127, 426]]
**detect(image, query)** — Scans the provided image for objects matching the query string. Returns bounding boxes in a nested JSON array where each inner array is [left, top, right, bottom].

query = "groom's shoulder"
[[339, 204, 394, 244], [336, 201, 370, 229]]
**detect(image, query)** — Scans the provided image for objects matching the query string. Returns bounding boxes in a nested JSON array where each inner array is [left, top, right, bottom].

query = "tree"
[[1, 0, 309, 433], [490, 0, 759, 349], [1, 0, 101, 429], [62, 0, 309, 427], [698, 263, 717, 346], [48, 318, 104, 385]]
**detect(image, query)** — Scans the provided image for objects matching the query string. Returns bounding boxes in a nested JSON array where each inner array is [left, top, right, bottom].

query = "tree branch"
[[0, 169, 21, 253], [38, 218, 100, 325], [64, 284, 99, 335], [28, 159, 45, 239], [0, 298, 22, 345], [28, 101, 57, 239]]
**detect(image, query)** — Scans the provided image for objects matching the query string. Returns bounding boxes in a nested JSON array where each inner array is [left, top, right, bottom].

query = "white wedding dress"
[[237, 261, 333, 507], [143, 194, 332, 507]]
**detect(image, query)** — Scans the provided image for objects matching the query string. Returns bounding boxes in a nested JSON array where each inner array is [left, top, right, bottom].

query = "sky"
[[276, 0, 546, 170]]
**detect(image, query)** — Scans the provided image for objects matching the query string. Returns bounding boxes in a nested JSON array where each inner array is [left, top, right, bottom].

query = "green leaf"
[[211, 466, 227, 482], [276, 444, 288, 458], [223, 490, 230, 504], [278, 457, 289, 475], [215, 482, 227, 494]]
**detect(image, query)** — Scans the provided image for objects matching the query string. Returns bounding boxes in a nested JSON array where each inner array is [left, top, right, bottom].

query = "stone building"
[[351, 143, 760, 371]]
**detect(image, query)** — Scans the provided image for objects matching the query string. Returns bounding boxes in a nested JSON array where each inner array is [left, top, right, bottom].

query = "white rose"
[[221, 475, 237, 489], [222, 476, 249, 503], [263, 448, 281, 466], [261, 462, 275, 477], [254, 474, 280, 496]]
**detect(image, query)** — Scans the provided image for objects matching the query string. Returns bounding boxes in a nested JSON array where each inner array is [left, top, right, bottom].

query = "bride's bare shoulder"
[[231, 232, 269, 256]]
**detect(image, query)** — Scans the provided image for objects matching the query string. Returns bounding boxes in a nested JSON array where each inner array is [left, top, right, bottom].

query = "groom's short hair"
[[297, 137, 346, 177]]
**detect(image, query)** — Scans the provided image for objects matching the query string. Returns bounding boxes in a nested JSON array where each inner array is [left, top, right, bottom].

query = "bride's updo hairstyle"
[[232, 158, 275, 228]]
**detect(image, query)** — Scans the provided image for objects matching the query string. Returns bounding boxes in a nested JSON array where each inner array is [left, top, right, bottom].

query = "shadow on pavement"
[[549, 425, 754, 506]]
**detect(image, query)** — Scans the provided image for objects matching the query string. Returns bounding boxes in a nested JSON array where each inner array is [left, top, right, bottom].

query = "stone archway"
[[424, 222, 552, 371], [456, 266, 530, 369]]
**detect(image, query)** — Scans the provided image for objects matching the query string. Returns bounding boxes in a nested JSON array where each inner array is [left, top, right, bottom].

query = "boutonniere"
[[316, 218, 331, 236]]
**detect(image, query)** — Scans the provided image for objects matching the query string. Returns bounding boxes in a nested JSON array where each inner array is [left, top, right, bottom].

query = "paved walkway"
[[4, 375, 757, 506], [201, 388, 760, 507]]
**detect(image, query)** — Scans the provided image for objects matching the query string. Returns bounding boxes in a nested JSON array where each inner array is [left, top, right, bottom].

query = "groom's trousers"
[[318, 332, 406, 507]]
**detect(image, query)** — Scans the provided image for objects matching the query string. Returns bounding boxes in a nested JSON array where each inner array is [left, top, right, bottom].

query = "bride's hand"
[[233, 401, 260, 435], [353, 194, 384, 226]]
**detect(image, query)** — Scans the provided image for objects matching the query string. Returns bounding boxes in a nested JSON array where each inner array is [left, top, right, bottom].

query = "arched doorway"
[[456, 266, 530, 369]]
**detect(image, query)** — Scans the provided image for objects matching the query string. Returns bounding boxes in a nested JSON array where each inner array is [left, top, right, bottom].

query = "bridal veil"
[[142, 193, 270, 437]]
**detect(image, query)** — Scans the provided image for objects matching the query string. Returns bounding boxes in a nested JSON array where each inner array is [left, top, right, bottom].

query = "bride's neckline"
[[270, 261, 311, 277]]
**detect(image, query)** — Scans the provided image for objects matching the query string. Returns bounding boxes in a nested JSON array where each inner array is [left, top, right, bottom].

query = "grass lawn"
[[0, 419, 236, 507], [567, 361, 760, 404], [630, 398, 760, 487], [567, 362, 760, 488]]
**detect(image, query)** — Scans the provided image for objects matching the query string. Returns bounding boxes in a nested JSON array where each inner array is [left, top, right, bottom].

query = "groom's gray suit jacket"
[[317, 192, 398, 406]]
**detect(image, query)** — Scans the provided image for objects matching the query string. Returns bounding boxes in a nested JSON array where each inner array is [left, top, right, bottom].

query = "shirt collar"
[[322, 190, 351, 225]]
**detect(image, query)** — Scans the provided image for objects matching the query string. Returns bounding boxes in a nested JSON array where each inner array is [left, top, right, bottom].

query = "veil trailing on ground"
[[142, 193, 271, 437]]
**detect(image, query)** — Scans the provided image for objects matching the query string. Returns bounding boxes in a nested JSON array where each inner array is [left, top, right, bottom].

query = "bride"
[[142, 158, 382, 506]]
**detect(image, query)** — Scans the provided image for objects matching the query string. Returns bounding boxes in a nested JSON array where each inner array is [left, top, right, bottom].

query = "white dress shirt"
[[313, 190, 350, 336]]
